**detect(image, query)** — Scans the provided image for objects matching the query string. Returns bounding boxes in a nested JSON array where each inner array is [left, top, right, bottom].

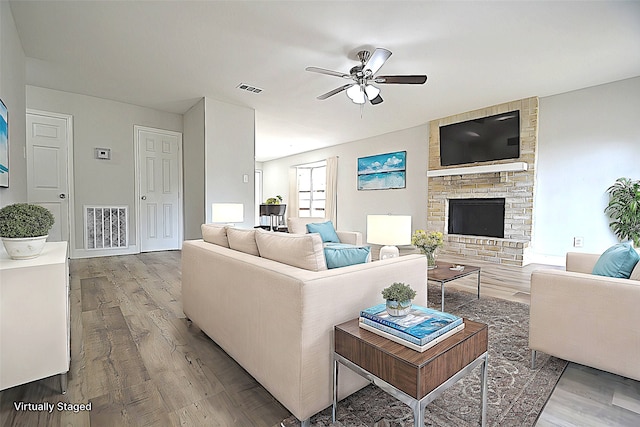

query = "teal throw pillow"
[[306, 220, 340, 243], [324, 244, 371, 269], [592, 243, 640, 279]]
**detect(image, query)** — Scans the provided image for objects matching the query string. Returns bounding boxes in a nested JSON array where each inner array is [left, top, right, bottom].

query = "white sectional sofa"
[[182, 225, 428, 425]]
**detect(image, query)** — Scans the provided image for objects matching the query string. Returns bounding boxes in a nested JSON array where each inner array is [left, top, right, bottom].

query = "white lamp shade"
[[366, 215, 412, 246], [346, 85, 366, 104], [364, 84, 380, 100], [211, 203, 244, 223]]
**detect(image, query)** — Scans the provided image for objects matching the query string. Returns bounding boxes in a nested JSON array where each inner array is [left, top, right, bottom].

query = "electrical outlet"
[[573, 237, 584, 248]]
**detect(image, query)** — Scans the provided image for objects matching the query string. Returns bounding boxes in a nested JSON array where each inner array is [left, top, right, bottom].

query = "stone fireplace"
[[427, 97, 539, 266]]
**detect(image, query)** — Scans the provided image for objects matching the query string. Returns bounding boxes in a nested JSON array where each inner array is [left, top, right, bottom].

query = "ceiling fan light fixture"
[[346, 84, 366, 104], [364, 84, 380, 100]]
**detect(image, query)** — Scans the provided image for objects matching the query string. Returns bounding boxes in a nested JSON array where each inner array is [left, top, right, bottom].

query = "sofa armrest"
[[336, 230, 362, 245], [529, 269, 640, 381], [566, 252, 600, 274]]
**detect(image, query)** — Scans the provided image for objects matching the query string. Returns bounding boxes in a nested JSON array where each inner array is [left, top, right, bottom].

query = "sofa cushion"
[[323, 243, 371, 269], [255, 231, 327, 271], [227, 228, 260, 256], [201, 224, 230, 248], [287, 217, 327, 235], [592, 243, 640, 279], [306, 220, 340, 243]]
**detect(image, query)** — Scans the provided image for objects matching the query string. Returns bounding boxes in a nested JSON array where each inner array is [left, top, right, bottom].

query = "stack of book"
[[359, 303, 465, 352]]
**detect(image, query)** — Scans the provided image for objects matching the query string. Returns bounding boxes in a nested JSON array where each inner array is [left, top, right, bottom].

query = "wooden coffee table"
[[427, 262, 481, 312], [333, 318, 488, 427]]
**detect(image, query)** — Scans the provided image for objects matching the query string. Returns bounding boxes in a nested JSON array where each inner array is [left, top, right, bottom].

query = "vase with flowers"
[[411, 230, 444, 269]]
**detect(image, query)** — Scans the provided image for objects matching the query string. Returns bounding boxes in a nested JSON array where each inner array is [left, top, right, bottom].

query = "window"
[[297, 161, 326, 217]]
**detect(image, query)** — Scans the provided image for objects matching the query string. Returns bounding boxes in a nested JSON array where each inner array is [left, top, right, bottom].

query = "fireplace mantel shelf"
[[427, 162, 528, 177]]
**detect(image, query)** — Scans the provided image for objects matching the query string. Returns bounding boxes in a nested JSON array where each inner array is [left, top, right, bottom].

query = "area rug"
[[281, 285, 567, 427]]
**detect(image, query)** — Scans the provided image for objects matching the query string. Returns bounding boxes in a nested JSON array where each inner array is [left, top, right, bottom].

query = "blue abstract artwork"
[[357, 151, 406, 190], [0, 99, 7, 187]]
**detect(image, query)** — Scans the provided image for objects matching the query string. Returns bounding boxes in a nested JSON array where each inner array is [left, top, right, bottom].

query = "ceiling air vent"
[[236, 83, 263, 94]]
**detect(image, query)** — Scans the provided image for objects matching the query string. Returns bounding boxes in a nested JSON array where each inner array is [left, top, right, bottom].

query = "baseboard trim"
[[71, 245, 140, 259], [527, 253, 565, 267]]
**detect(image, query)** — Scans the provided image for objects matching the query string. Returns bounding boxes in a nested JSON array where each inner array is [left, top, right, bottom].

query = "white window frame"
[[297, 160, 326, 218]]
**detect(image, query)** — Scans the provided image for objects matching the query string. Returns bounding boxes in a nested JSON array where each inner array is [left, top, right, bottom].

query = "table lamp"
[[367, 214, 412, 260]]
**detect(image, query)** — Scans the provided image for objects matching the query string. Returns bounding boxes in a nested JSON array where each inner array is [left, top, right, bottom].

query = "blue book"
[[359, 316, 463, 346], [360, 304, 463, 345]]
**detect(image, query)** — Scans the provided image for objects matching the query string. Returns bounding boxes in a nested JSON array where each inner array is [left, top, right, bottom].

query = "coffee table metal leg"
[[332, 356, 339, 423], [441, 281, 445, 312], [480, 352, 488, 427], [477, 270, 481, 299]]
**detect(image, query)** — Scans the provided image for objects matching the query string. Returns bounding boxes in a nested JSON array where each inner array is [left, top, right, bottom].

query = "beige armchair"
[[287, 217, 363, 246], [529, 252, 640, 381]]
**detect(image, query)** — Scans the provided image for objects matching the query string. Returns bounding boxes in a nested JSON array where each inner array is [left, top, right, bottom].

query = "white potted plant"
[[0, 203, 55, 260], [381, 282, 417, 317]]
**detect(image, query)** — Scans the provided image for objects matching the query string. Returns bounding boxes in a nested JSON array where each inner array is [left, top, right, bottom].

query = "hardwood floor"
[[0, 251, 638, 426], [0, 251, 288, 427], [536, 363, 640, 427]]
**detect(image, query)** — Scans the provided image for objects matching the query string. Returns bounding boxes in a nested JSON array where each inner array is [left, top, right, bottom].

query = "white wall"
[[262, 124, 429, 242], [264, 78, 640, 265], [0, 2, 27, 206], [26, 86, 183, 256], [183, 98, 205, 239], [204, 97, 255, 228], [533, 77, 640, 261]]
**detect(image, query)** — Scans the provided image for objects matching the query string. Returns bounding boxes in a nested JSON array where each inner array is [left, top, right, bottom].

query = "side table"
[[0, 241, 70, 393], [333, 318, 488, 427]]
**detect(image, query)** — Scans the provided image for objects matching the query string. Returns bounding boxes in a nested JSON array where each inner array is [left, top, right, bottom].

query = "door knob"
[[141, 196, 147, 200], [59, 194, 66, 199]]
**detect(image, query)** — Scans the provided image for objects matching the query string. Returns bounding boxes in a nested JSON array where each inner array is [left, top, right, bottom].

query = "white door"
[[26, 112, 72, 243], [135, 126, 182, 252]]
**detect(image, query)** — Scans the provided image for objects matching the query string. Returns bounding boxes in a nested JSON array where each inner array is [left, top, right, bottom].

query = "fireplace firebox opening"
[[448, 198, 505, 238]]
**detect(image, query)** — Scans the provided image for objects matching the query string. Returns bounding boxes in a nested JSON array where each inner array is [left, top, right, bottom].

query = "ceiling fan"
[[306, 48, 427, 106]]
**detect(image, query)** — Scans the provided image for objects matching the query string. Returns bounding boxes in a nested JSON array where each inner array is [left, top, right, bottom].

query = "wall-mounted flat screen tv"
[[439, 110, 520, 166]]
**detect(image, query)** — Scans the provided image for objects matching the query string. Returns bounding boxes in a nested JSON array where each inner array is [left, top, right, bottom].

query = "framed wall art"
[[0, 98, 7, 187], [357, 150, 406, 191]]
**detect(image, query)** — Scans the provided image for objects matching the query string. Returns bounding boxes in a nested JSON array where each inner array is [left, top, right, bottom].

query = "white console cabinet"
[[0, 241, 70, 392]]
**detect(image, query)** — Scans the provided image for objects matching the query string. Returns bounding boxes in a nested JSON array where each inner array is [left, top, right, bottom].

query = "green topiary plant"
[[381, 282, 417, 302], [604, 177, 640, 247], [265, 195, 283, 205], [0, 203, 55, 238]]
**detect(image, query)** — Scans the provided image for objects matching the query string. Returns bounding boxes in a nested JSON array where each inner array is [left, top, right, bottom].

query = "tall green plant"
[[604, 177, 640, 247]]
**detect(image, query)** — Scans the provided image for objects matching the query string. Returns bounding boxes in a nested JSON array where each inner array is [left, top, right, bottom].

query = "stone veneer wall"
[[428, 97, 539, 266]]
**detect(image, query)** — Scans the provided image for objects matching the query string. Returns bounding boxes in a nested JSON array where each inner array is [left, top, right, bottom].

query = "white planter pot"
[[1, 235, 48, 260], [386, 299, 412, 317]]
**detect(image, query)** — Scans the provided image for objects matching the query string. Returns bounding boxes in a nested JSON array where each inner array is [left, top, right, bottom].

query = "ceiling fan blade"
[[317, 84, 353, 100], [305, 66, 350, 79], [369, 94, 384, 105], [364, 48, 392, 75], [375, 75, 427, 84]]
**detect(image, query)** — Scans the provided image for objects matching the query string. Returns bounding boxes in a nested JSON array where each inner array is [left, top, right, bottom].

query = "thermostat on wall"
[[95, 148, 111, 160]]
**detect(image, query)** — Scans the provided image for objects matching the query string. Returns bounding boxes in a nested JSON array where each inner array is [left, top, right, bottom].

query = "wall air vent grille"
[[236, 83, 263, 94], [84, 206, 128, 249]]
